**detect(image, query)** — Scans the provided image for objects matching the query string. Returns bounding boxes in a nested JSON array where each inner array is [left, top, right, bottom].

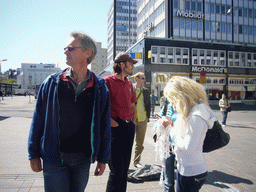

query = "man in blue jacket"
[[28, 31, 111, 192]]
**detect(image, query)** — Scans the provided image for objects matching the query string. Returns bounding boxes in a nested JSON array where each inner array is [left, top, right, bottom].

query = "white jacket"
[[169, 103, 216, 176]]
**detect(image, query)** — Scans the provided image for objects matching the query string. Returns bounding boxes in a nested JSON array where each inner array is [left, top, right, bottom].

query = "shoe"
[[222, 124, 226, 127], [134, 163, 143, 168]]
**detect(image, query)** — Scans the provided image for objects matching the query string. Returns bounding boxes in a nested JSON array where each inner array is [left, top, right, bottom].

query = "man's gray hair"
[[70, 31, 97, 64]]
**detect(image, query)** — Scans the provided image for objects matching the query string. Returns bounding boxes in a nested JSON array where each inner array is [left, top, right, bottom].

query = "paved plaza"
[[0, 96, 255, 191]]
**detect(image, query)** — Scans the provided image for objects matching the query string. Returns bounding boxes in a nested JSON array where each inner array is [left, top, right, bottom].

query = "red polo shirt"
[[104, 74, 137, 120]]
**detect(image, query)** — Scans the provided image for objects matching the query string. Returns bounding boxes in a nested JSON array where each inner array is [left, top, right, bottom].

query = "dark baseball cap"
[[114, 52, 138, 64]]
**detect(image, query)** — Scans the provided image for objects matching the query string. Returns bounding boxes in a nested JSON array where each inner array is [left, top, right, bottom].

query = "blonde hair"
[[164, 76, 209, 125]]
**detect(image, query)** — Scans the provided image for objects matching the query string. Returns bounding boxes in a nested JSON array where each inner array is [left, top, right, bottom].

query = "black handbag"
[[227, 107, 231, 112], [203, 121, 230, 153]]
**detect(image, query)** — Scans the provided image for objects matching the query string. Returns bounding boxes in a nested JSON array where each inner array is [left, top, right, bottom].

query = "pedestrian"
[[159, 91, 166, 109], [28, 31, 111, 192], [150, 90, 157, 117], [219, 93, 230, 127], [162, 76, 215, 192], [155, 98, 177, 192], [133, 72, 151, 168], [0, 90, 2, 101], [104, 52, 137, 192]]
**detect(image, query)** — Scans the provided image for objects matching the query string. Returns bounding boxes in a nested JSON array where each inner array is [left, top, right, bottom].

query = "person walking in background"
[[28, 31, 111, 192], [162, 76, 215, 192], [133, 72, 151, 168], [150, 90, 157, 117], [155, 100, 178, 192], [104, 52, 137, 192], [219, 93, 230, 127]]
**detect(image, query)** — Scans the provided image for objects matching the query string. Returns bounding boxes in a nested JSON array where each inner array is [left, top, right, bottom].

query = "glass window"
[[197, 2, 202, 12], [221, 23, 226, 32], [216, 5, 220, 14], [249, 26, 253, 35], [207, 59, 211, 65], [200, 50, 205, 56], [229, 52, 233, 59], [161, 58, 166, 63], [185, 1, 190, 10], [169, 59, 174, 63], [239, 25, 243, 34], [207, 51, 211, 56], [220, 51, 225, 58], [193, 50, 197, 56], [221, 5, 226, 14], [192, 20, 197, 30], [210, 4, 215, 14], [235, 53, 239, 59], [227, 23, 232, 33], [186, 20, 191, 29], [248, 53, 252, 60], [168, 48, 173, 55], [244, 25, 248, 34], [183, 49, 188, 55], [238, 8, 243, 16], [177, 58, 181, 63], [183, 58, 188, 64], [180, 19, 185, 28], [205, 3, 210, 13], [205, 21, 210, 31], [201, 59, 205, 65], [249, 9, 253, 18], [198, 20, 202, 30], [176, 48, 181, 55], [174, 18, 179, 28], [160, 47, 165, 54], [174, 0, 179, 9], [214, 51, 218, 57], [194, 59, 198, 64], [243, 8, 248, 17], [230, 61, 233, 66], [152, 47, 158, 54]]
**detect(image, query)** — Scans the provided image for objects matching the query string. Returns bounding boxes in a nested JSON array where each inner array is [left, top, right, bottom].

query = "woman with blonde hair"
[[162, 76, 216, 192]]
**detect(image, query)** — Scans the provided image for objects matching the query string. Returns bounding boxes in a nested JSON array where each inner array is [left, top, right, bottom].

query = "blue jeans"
[[176, 171, 207, 192], [221, 111, 228, 125], [43, 157, 91, 192], [163, 153, 175, 192]]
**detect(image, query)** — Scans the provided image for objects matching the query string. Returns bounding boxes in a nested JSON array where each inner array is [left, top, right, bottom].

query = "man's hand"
[[111, 118, 119, 127], [94, 162, 106, 176], [30, 158, 43, 172]]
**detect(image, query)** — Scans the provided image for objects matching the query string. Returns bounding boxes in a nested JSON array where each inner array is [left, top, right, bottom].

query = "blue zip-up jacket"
[[28, 69, 111, 164]]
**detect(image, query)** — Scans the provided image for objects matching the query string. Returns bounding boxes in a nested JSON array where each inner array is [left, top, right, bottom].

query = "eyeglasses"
[[64, 46, 83, 52], [140, 77, 146, 80]]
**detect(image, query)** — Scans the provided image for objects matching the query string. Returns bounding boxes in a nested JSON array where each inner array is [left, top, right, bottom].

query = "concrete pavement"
[[0, 96, 256, 191]]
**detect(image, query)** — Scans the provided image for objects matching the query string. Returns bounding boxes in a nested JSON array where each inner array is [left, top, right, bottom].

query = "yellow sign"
[[135, 52, 142, 59], [200, 76, 206, 84]]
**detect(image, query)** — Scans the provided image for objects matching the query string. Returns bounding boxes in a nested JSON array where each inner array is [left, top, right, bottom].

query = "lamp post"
[[0, 59, 7, 93]]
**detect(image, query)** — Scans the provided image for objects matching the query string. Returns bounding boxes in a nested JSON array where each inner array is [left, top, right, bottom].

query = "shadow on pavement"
[[206, 170, 254, 189], [0, 116, 10, 121]]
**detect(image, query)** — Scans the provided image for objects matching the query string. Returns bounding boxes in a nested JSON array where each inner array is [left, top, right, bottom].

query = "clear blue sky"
[[0, 0, 112, 72]]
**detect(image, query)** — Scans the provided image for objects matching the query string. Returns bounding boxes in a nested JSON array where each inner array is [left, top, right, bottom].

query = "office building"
[[107, 0, 138, 66], [88, 42, 107, 75]]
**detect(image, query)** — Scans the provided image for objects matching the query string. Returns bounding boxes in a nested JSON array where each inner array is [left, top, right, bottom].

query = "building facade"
[[88, 42, 107, 75], [102, 0, 256, 105], [17, 63, 61, 90], [107, 0, 138, 66]]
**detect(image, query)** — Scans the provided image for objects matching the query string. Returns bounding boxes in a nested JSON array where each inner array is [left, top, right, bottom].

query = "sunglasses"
[[64, 46, 83, 52]]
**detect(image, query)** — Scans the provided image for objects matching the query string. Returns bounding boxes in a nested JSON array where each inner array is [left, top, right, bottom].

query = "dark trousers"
[[106, 119, 135, 192]]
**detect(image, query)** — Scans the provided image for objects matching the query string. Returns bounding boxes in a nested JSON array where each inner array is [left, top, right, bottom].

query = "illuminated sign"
[[176, 10, 204, 19], [192, 66, 227, 73]]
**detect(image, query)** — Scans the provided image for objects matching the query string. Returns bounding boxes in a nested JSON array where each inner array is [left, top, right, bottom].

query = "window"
[[197, 2, 202, 12], [180, 19, 185, 28], [239, 25, 243, 34], [191, 2, 196, 11], [193, 50, 197, 56], [243, 8, 248, 17], [186, 20, 191, 29], [210, 4, 215, 14], [160, 47, 165, 54], [227, 23, 231, 33], [200, 50, 204, 56], [176, 48, 181, 55], [221, 23, 226, 32], [192, 20, 197, 30], [198, 20, 202, 30], [168, 48, 173, 55], [229, 52, 233, 59], [207, 51, 211, 56], [185, 1, 190, 10], [238, 8, 243, 16], [221, 5, 226, 14], [205, 21, 210, 31], [183, 49, 188, 55], [152, 47, 158, 54], [216, 5, 220, 14]]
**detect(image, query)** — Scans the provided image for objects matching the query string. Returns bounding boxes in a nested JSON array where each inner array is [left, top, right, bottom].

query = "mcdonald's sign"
[[156, 74, 167, 83], [129, 52, 142, 60]]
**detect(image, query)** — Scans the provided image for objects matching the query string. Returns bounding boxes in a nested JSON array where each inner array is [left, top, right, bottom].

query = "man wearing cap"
[[104, 52, 137, 192]]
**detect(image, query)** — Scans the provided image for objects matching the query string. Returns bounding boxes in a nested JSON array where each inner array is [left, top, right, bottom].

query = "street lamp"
[[0, 59, 7, 94]]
